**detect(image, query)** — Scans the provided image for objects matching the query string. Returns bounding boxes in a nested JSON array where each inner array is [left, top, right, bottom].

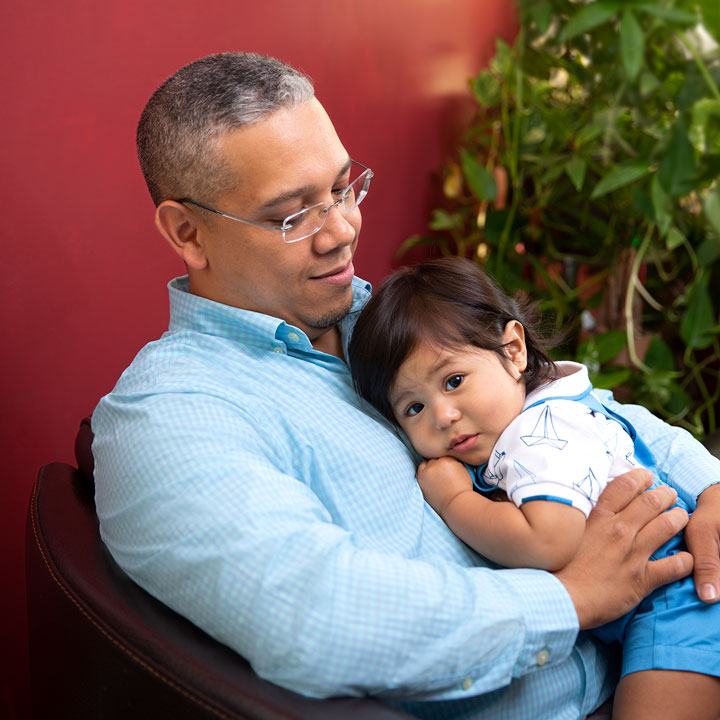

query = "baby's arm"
[[418, 457, 586, 571]]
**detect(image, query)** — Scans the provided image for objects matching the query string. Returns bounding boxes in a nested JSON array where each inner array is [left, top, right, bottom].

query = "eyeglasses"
[[178, 160, 374, 244]]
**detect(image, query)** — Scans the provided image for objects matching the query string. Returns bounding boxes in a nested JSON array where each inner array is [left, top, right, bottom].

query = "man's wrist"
[[697, 482, 720, 505]]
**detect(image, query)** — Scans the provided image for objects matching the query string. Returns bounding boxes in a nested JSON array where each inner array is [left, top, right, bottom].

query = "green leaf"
[[491, 39, 513, 76], [594, 330, 628, 363], [577, 330, 627, 368], [689, 98, 720, 155], [666, 226, 686, 251], [575, 120, 605, 147], [564, 157, 587, 191], [644, 336, 675, 372], [651, 174, 672, 235], [560, 2, 621, 42], [697, 236, 720, 266], [429, 209, 464, 231], [639, 72, 660, 97], [591, 368, 634, 390], [620, 10, 645, 82], [681, 275, 716, 349], [528, 1, 552, 34], [472, 71, 501, 107], [590, 164, 650, 199], [461, 149, 497, 202], [635, 5, 697, 25], [394, 234, 443, 259], [484, 209, 510, 246], [704, 185, 720, 236], [658, 118, 697, 196], [695, 0, 720, 44]]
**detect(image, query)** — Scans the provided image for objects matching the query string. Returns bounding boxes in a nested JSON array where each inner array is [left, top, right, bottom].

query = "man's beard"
[[307, 297, 354, 330]]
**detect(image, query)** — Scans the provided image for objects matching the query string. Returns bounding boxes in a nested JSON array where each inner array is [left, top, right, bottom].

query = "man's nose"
[[312, 203, 357, 253]]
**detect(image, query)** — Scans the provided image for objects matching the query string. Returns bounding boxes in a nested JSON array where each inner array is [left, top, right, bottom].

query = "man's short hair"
[[137, 52, 315, 206]]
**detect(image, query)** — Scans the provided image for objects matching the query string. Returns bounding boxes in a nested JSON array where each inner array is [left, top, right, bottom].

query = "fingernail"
[[700, 584, 718, 602]]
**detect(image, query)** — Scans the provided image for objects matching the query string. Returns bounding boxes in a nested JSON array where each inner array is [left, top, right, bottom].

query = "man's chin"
[[308, 298, 354, 331]]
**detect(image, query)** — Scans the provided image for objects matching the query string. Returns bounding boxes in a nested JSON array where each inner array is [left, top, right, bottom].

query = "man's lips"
[[449, 434, 479, 452], [310, 261, 354, 285]]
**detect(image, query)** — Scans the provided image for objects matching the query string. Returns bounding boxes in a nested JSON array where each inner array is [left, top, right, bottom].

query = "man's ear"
[[502, 320, 528, 376], [154, 201, 208, 270]]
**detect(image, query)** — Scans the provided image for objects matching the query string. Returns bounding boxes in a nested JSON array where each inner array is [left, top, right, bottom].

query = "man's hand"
[[554, 469, 692, 629], [417, 457, 473, 517], [685, 483, 720, 603]]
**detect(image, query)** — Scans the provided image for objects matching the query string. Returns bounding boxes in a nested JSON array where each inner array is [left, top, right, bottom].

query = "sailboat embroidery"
[[574, 468, 600, 502], [510, 460, 538, 498], [520, 406, 568, 450], [483, 449, 505, 483]]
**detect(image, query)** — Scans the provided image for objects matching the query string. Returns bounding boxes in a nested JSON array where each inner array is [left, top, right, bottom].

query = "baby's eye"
[[445, 374, 463, 390], [405, 402, 424, 417]]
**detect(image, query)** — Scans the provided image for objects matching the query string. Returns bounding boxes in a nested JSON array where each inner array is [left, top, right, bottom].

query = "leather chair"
[[26, 418, 412, 719]]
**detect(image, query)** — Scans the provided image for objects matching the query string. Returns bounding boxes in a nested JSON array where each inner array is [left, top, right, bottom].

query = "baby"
[[348, 257, 720, 720]]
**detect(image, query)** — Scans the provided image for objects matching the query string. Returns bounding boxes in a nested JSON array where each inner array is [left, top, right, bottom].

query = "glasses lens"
[[281, 166, 373, 243], [342, 168, 372, 212], [282, 204, 325, 243]]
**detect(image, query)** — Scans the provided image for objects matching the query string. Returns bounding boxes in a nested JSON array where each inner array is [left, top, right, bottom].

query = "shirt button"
[[461, 677, 473, 691], [272, 346, 284, 354], [536, 649, 550, 666], [287, 331, 300, 343]]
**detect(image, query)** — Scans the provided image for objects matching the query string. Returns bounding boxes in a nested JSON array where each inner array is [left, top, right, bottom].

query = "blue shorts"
[[593, 497, 720, 678]]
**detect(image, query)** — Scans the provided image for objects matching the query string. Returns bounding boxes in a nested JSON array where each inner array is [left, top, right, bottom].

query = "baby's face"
[[389, 341, 526, 466]]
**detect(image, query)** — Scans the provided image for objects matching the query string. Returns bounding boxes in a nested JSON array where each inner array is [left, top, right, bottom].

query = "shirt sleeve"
[[595, 390, 720, 509], [490, 400, 619, 517], [92, 390, 580, 702]]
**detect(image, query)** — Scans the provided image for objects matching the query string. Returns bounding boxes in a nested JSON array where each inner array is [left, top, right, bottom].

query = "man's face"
[[193, 98, 361, 340]]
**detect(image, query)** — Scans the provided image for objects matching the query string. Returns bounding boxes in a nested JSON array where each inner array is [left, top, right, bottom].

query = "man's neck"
[[312, 325, 345, 360]]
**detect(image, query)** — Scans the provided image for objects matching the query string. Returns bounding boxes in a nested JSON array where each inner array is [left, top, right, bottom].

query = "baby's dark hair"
[[348, 257, 559, 424]]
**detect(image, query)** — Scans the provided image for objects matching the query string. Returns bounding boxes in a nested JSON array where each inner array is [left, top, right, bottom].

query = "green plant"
[[401, 0, 720, 437]]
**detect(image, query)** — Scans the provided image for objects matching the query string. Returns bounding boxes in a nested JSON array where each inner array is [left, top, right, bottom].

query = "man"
[[93, 53, 720, 719]]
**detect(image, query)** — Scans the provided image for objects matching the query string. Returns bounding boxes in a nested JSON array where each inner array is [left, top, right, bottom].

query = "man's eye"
[[332, 185, 349, 197], [406, 402, 424, 417], [445, 375, 463, 390]]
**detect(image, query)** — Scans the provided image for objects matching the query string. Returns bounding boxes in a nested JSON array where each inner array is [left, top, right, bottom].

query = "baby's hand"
[[417, 457, 473, 516]]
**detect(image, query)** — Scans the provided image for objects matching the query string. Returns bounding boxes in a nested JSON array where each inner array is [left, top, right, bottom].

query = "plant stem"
[[624, 225, 654, 373], [679, 31, 720, 102]]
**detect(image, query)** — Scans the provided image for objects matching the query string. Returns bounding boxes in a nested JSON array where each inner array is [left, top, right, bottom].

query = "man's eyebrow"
[[259, 157, 354, 211]]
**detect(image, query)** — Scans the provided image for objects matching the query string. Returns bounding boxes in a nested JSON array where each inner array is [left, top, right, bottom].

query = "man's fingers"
[[592, 469, 654, 516], [646, 550, 693, 593], [684, 521, 720, 603], [636, 504, 689, 554]]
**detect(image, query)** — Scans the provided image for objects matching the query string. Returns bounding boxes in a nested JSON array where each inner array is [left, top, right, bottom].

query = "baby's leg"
[[613, 669, 720, 720]]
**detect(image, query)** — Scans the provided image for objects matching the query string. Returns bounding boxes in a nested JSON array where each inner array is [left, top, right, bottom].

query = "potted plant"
[[401, 0, 720, 438]]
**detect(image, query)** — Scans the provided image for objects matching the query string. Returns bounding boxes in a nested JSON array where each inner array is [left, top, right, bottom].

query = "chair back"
[[26, 418, 410, 719]]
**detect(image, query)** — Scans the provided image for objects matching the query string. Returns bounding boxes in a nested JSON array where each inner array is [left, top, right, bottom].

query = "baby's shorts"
[[593, 497, 720, 678]]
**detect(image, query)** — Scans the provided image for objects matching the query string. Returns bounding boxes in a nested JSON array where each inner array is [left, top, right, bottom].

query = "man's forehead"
[[216, 99, 349, 203]]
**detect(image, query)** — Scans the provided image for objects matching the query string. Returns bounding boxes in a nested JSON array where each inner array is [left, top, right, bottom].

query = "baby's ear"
[[502, 321, 527, 376]]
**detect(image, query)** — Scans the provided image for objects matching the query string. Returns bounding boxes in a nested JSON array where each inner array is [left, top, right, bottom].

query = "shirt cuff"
[[494, 567, 579, 678]]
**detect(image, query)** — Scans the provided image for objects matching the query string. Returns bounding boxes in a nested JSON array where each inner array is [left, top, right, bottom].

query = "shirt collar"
[[522, 361, 591, 410], [167, 275, 372, 353]]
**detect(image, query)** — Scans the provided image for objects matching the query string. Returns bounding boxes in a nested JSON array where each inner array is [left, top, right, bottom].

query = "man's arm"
[[93, 391, 580, 701], [93, 391, 690, 701]]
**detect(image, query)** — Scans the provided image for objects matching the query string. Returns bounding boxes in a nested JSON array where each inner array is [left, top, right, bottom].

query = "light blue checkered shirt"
[[92, 275, 720, 719]]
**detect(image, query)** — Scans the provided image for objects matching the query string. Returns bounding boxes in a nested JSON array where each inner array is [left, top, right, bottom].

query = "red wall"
[[1, 2, 516, 716]]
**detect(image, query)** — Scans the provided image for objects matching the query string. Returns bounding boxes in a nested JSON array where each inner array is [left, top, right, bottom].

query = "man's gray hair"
[[137, 53, 315, 206]]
